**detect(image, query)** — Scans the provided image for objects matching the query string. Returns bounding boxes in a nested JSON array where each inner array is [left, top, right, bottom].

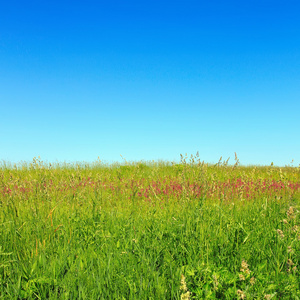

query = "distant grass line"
[[1, 156, 300, 299]]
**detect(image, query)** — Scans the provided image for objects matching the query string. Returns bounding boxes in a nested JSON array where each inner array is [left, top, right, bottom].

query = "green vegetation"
[[1, 155, 300, 299]]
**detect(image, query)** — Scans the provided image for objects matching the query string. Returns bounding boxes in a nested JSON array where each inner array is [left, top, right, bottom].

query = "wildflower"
[[237, 289, 246, 299], [250, 277, 256, 285], [282, 219, 288, 224], [277, 229, 284, 238], [264, 295, 271, 300], [287, 246, 293, 253]]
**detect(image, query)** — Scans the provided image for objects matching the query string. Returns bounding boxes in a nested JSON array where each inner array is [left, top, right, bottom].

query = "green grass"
[[1, 156, 300, 299]]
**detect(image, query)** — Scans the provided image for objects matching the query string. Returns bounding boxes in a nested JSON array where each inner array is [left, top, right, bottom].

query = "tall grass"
[[1, 156, 300, 299]]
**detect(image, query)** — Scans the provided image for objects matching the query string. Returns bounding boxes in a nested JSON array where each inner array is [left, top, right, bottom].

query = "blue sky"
[[1, 0, 299, 166]]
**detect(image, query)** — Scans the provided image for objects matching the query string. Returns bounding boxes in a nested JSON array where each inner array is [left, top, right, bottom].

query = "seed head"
[[287, 206, 295, 219], [180, 274, 187, 292], [180, 275, 190, 300], [241, 260, 249, 270], [237, 289, 246, 299], [287, 258, 294, 266], [212, 274, 219, 290], [240, 260, 251, 275], [277, 229, 284, 238], [250, 277, 256, 285], [181, 291, 191, 300], [239, 274, 245, 281], [244, 268, 250, 275]]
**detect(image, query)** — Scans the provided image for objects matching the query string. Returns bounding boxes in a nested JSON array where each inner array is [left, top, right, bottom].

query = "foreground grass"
[[1, 157, 300, 299]]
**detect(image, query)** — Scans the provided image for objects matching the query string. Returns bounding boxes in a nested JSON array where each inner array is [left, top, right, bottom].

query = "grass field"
[[1, 155, 300, 299]]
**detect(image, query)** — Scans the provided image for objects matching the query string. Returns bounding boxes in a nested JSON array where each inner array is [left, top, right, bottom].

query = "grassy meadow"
[[1, 155, 300, 299]]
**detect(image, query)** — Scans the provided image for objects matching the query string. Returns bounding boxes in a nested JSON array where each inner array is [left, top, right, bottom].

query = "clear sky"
[[1, 0, 299, 166]]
